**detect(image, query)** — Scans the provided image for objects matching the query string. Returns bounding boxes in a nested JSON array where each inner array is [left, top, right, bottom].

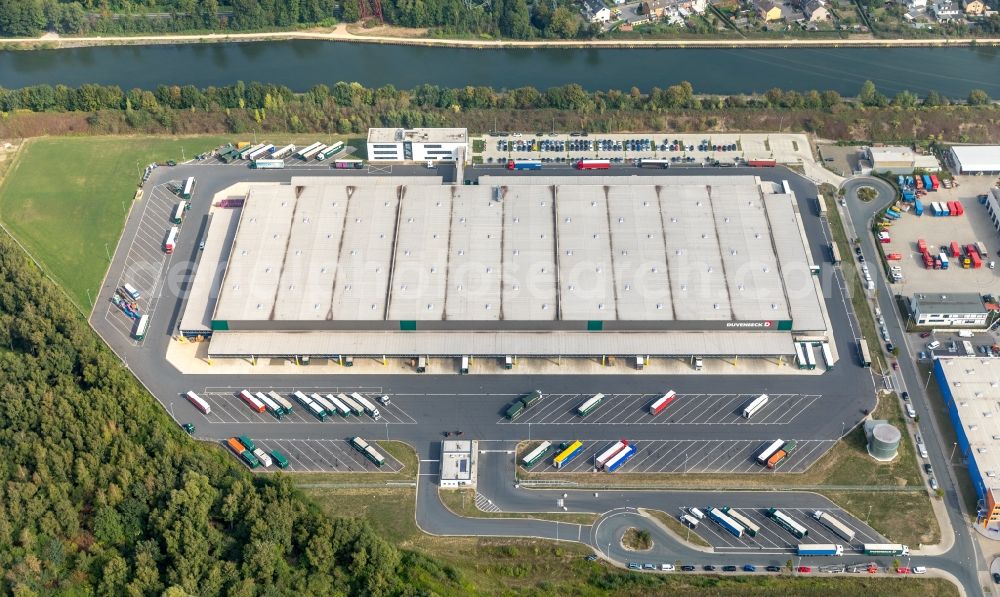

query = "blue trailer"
[[885, 210, 900, 220], [507, 160, 542, 170], [797, 544, 843, 556], [906, 175, 915, 187], [707, 507, 745, 538], [902, 190, 915, 201], [922, 174, 933, 189], [605, 444, 636, 472], [914, 199, 923, 216], [897, 175, 905, 187]]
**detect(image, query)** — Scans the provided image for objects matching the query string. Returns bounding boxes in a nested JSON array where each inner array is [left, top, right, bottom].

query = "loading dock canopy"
[[207, 330, 795, 358]]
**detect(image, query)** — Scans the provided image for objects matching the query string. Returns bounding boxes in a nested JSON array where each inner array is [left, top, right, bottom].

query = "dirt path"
[[1, 24, 998, 50]]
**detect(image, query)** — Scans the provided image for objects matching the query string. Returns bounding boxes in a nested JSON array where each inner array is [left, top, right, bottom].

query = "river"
[[2, 41, 1000, 97]]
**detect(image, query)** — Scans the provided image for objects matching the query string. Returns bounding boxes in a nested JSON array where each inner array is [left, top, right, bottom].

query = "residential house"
[[908, 0, 927, 10], [756, 0, 782, 19], [964, 0, 985, 15], [932, 0, 960, 18], [641, 0, 707, 16], [583, 0, 612, 22], [804, 0, 831, 20]]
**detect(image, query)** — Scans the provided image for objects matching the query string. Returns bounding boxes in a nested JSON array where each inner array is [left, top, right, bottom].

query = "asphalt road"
[[842, 176, 985, 595]]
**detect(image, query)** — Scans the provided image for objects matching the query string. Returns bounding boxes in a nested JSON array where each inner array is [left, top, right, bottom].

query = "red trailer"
[[887, 253, 902, 260], [972, 252, 983, 268], [575, 159, 611, 170], [951, 241, 960, 258], [930, 174, 940, 190], [954, 202, 964, 216], [917, 239, 927, 253], [746, 158, 777, 167]]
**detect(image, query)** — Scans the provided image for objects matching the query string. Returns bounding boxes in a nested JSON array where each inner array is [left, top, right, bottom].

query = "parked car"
[[913, 566, 927, 574], [585, 554, 598, 562], [642, 563, 656, 570], [766, 565, 782, 572], [797, 566, 812, 573], [901, 391, 909, 400], [628, 562, 640, 570], [704, 564, 717, 571], [920, 331, 932, 338], [886, 342, 895, 352], [722, 565, 737, 572], [681, 565, 696, 571], [992, 572, 1000, 584], [930, 477, 939, 491], [743, 564, 756, 572], [892, 362, 899, 370], [924, 463, 933, 474], [897, 567, 911, 574], [661, 564, 675, 572]]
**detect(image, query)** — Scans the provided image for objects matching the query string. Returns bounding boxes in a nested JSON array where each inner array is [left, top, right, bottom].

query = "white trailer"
[[311, 393, 338, 415], [252, 448, 273, 467], [339, 393, 365, 415], [300, 143, 325, 160], [320, 394, 347, 417], [813, 511, 856, 542], [296, 142, 323, 159], [351, 392, 381, 419], [820, 343, 834, 370], [255, 391, 285, 418], [270, 391, 293, 413], [271, 144, 295, 159], [247, 144, 275, 161]]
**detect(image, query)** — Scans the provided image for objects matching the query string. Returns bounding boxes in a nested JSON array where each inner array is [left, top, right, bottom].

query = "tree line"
[[0, 0, 594, 39], [0, 232, 462, 594], [0, 79, 991, 120]]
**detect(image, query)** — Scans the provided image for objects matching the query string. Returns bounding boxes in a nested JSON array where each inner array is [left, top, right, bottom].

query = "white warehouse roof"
[[210, 175, 826, 334], [951, 145, 1000, 173]]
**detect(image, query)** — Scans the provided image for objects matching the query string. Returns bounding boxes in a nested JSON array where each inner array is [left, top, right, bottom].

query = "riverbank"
[[2, 24, 1000, 50]]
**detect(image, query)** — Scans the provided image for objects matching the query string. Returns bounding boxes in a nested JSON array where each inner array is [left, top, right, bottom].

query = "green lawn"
[[0, 136, 229, 312]]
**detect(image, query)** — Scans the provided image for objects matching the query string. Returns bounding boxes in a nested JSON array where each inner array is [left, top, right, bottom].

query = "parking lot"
[[680, 506, 886, 553], [196, 142, 359, 169], [101, 180, 185, 344], [221, 437, 404, 473], [499, 392, 822, 427], [190, 387, 418, 425], [525, 438, 833, 474], [877, 177, 1000, 295], [482, 133, 746, 166]]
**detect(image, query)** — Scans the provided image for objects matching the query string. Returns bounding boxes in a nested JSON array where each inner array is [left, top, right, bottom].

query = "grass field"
[[299, 483, 957, 596], [0, 136, 229, 311]]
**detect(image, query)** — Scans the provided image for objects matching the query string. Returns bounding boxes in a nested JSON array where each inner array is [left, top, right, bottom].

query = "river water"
[[2, 41, 999, 97]]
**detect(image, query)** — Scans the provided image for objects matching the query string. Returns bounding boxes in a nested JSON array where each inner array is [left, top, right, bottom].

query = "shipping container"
[[595, 441, 628, 469], [334, 159, 364, 169], [707, 507, 745, 538], [164, 226, 178, 253], [522, 441, 553, 468], [256, 391, 284, 419], [507, 159, 542, 170], [797, 544, 843, 556], [743, 394, 769, 418], [812, 511, 856, 542], [913, 199, 923, 216], [270, 144, 296, 159], [553, 441, 584, 468], [318, 141, 344, 160], [722, 508, 760, 537], [576, 393, 605, 417], [863, 544, 909, 556], [746, 158, 777, 167], [951, 241, 961, 258], [185, 390, 211, 414], [575, 159, 611, 170], [339, 393, 365, 415], [605, 444, 636, 472], [253, 448, 273, 467], [132, 314, 150, 340], [649, 391, 677, 415], [757, 439, 785, 465], [295, 142, 324, 159], [768, 508, 809, 539], [181, 177, 195, 199], [238, 390, 266, 413], [252, 158, 285, 169], [270, 391, 293, 413]]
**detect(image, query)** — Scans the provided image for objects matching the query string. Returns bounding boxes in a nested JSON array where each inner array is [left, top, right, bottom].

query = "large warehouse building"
[[950, 145, 1000, 174], [180, 174, 830, 361], [934, 357, 1000, 529]]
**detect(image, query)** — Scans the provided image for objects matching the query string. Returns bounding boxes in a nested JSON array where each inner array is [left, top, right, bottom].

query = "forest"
[[0, 232, 461, 594], [0, 0, 595, 39]]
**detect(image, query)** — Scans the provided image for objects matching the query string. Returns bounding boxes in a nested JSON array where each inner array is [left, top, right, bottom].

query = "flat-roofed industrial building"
[[934, 357, 1000, 529], [183, 174, 831, 360], [366, 128, 468, 162]]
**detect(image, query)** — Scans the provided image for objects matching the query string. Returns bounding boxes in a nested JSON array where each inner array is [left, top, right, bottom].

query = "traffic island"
[[621, 528, 653, 551]]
